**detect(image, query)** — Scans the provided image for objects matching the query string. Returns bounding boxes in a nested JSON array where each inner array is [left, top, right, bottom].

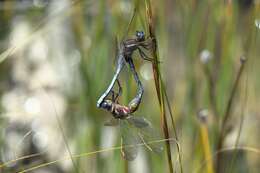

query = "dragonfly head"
[[100, 100, 113, 111], [136, 31, 145, 42]]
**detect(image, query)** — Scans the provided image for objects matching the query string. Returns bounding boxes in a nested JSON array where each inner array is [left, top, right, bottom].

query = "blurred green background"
[[0, 0, 259, 173]]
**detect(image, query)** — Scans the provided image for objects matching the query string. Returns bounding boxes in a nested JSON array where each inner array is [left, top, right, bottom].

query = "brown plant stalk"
[[145, 1, 176, 173], [216, 57, 247, 173]]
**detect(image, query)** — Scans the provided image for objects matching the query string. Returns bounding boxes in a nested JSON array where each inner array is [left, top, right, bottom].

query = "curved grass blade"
[[119, 120, 138, 161], [11, 138, 176, 173]]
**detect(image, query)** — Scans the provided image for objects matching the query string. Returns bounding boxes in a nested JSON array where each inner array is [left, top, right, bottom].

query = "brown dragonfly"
[[99, 79, 163, 161]]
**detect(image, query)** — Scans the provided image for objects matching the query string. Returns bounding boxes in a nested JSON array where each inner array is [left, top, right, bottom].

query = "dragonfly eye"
[[100, 100, 112, 110], [136, 31, 145, 41]]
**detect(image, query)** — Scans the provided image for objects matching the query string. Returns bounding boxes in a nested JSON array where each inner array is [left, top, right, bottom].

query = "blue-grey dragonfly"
[[96, 30, 155, 109]]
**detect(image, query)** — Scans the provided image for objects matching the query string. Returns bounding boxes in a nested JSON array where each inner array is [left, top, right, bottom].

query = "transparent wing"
[[123, 7, 137, 40], [112, 36, 120, 67], [128, 116, 163, 154], [119, 119, 138, 161], [104, 118, 119, 126], [127, 116, 150, 128]]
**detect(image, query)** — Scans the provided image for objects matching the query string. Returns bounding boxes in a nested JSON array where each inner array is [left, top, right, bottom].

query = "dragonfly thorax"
[[122, 41, 138, 58], [100, 99, 131, 119], [112, 104, 131, 119], [122, 31, 146, 59]]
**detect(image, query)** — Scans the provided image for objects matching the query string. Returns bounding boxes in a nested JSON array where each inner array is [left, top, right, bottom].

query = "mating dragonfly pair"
[[97, 31, 163, 161]]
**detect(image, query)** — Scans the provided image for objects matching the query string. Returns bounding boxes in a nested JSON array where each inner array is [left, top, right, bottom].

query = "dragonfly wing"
[[120, 120, 138, 161], [123, 7, 137, 40], [132, 117, 164, 154], [104, 118, 119, 126], [127, 116, 150, 128]]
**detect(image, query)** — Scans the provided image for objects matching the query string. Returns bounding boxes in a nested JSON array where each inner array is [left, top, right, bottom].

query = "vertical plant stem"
[[202, 64, 220, 147], [216, 57, 247, 173], [227, 9, 256, 171], [203, 65, 219, 124], [41, 87, 79, 173], [199, 121, 214, 173], [145, 1, 174, 173], [70, 0, 90, 172], [226, 67, 248, 173], [3, 0, 14, 20], [162, 81, 183, 173]]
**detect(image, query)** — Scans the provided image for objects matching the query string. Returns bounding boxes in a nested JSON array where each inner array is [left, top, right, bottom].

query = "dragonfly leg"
[[111, 90, 116, 102], [110, 79, 122, 103], [140, 43, 150, 50], [114, 79, 122, 103]]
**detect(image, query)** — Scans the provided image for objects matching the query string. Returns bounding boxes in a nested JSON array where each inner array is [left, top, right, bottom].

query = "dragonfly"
[[99, 79, 163, 161], [96, 30, 155, 109]]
